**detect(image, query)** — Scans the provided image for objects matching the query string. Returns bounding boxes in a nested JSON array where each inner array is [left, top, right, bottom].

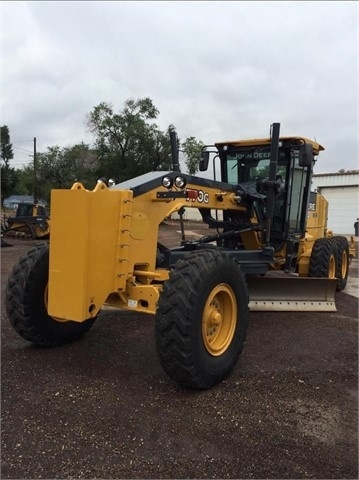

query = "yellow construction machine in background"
[[2, 202, 50, 239]]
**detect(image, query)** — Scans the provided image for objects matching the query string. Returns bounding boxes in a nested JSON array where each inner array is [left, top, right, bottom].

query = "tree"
[[19, 143, 100, 204], [64, 143, 100, 186], [1, 125, 14, 167], [181, 136, 205, 175], [87, 97, 173, 182], [16, 165, 35, 197], [1, 165, 18, 206], [1, 125, 17, 206]]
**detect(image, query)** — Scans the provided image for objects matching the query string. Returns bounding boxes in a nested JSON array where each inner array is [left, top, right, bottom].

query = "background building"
[[311, 170, 359, 235], [3, 195, 47, 209]]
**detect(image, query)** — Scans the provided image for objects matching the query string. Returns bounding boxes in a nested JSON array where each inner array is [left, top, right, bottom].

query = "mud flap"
[[247, 276, 338, 312]]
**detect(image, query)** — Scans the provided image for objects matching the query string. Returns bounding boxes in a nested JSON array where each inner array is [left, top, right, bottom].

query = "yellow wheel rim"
[[202, 283, 237, 356], [341, 250, 348, 278], [329, 254, 336, 278]]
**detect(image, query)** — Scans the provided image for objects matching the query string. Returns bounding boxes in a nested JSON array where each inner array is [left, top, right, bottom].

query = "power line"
[[13, 146, 33, 154], [10, 138, 34, 143], [9, 162, 32, 166]]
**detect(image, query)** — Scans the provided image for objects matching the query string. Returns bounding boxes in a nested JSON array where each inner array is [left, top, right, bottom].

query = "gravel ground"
[[1, 227, 358, 479]]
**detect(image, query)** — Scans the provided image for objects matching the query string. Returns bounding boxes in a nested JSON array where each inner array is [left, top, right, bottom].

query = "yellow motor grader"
[[5, 123, 354, 389]]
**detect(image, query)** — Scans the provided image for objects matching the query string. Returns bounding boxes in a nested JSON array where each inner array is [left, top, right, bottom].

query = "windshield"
[[222, 144, 311, 237], [226, 147, 286, 185], [17, 204, 33, 217]]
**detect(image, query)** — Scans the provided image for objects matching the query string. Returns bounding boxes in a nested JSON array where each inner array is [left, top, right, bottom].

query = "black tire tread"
[[309, 238, 337, 278], [5, 243, 95, 346], [332, 236, 349, 291], [155, 249, 248, 389]]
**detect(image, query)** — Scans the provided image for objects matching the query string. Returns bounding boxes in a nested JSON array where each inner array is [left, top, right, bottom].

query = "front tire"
[[155, 250, 249, 389], [5, 243, 96, 346]]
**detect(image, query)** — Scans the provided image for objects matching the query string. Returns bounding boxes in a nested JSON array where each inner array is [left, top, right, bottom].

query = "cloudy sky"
[[2, 1, 358, 174]]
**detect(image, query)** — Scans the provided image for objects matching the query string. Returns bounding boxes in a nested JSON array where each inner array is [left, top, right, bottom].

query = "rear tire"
[[5, 243, 96, 346], [155, 250, 249, 389], [332, 236, 349, 291], [309, 238, 337, 279]]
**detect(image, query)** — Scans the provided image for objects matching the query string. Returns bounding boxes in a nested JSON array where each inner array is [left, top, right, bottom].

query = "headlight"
[[174, 176, 186, 188], [108, 178, 116, 187], [162, 176, 173, 188]]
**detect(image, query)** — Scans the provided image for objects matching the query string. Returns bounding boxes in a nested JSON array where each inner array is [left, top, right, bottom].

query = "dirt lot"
[[1, 224, 358, 479]]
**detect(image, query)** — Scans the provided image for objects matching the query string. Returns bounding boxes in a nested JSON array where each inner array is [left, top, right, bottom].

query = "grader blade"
[[247, 276, 338, 312]]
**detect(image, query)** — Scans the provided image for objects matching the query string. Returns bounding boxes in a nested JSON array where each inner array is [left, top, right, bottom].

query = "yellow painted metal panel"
[[215, 137, 324, 155], [48, 185, 133, 322]]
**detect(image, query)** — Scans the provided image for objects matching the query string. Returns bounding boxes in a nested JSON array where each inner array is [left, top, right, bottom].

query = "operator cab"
[[211, 136, 324, 250]]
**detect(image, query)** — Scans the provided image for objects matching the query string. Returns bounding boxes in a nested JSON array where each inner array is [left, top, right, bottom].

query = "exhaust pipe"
[[169, 128, 180, 172]]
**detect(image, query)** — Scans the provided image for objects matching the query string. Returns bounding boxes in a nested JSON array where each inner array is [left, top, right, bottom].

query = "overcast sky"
[[2, 1, 358, 175]]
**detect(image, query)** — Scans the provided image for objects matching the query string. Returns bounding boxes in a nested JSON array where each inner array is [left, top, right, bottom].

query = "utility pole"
[[33, 137, 38, 204]]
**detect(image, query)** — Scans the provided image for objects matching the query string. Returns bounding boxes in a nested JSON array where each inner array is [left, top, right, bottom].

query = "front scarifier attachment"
[[47, 182, 135, 322]]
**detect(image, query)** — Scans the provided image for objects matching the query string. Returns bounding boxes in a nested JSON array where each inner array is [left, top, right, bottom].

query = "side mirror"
[[199, 151, 210, 171], [299, 143, 314, 167]]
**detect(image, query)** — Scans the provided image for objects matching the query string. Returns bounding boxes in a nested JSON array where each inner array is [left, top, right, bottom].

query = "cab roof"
[[215, 136, 325, 155]]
